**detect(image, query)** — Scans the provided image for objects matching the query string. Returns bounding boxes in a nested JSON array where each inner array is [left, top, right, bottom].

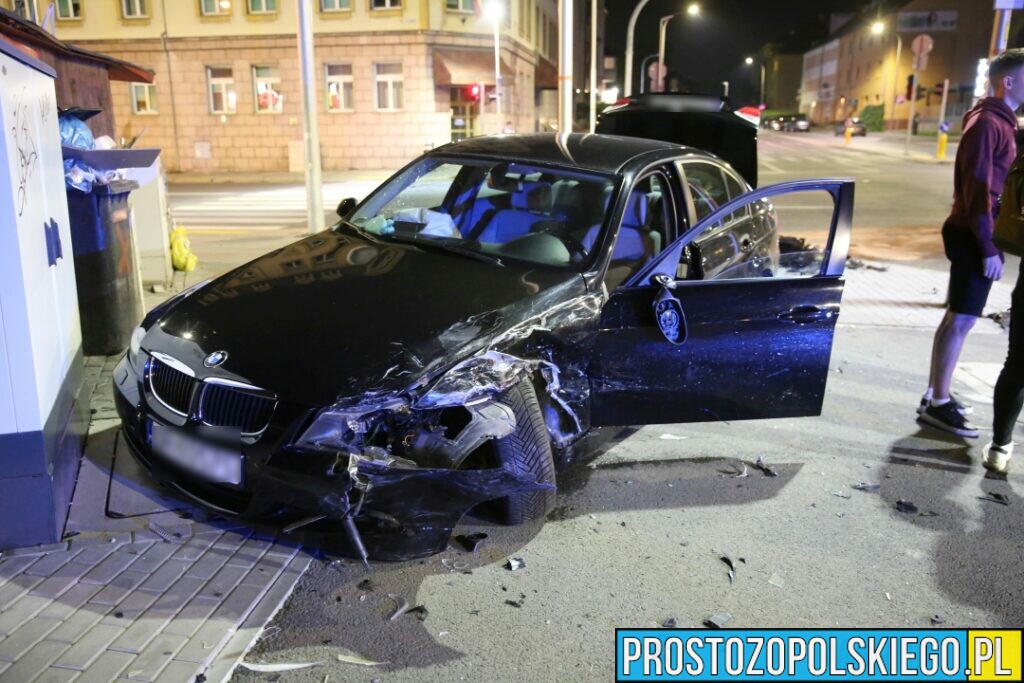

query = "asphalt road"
[[163, 133, 1024, 682]]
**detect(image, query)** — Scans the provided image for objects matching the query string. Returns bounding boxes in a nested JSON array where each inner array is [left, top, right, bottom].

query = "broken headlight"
[[413, 351, 528, 410], [297, 394, 409, 452], [128, 325, 146, 374]]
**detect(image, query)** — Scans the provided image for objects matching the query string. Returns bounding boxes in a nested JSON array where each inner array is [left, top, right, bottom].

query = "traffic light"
[[465, 83, 481, 102], [905, 74, 914, 100], [934, 81, 945, 96]]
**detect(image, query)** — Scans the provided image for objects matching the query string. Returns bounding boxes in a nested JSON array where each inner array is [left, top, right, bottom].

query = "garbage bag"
[[170, 227, 198, 272], [59, 115, 96, 150], [63, 157, 96, 193]]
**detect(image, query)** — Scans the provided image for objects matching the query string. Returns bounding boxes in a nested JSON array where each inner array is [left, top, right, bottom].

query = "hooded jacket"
[[947, 97, 1019, 258]]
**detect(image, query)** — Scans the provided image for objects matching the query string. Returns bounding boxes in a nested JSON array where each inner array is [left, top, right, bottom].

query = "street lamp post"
[[589, 0, 598, 132], [873, 21, 902, 132], [656, 3, 699, 94], [485, 1, 503, 132], [558, 0, 574, 132], [296, 0, 323, 234], [623, 0, 654, 97]]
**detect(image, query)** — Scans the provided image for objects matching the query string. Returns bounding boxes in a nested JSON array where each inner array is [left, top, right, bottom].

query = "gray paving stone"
[[160, 596, 220, 638], [0, 594, 54, 636], [170, 534, 219, 562], [239, 554, 290, 588], [46, 605, 113, 644], [122, 633, 187, 682], [32, 666, 80, 683], [72, 650, 134, 683], [195, 564, 249, 601], [263, 540, 302, 559], [172, 618, 235, 665], [29, 559, 97, 600], [0, 617, 61, 662], [97, 590, 159, 628], [182, 547, 232, 581], [125, 543, 177, 574], [72, 542, 120, 566], [150, 659, 201, 683], [209, 585, 265, 623], [22, 549, 83, 577], [67, 533, 131, 551], [51, 624, 126, 671], [224, 539, 269, 569], [79, 551, 142, 586], [35, 583, 104, 621], [0, 638, 69, 683], [89, 571, 149, 606], [1, 542, 69, 558], [145, 577, 205, 617], [0, 574, 45, 611], [211, 531, 250, 553], [0, 556, 41, 587], [135, 559, 190, 594]]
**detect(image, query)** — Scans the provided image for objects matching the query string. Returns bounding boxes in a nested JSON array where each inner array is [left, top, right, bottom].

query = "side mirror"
[[336, 197, 357, 219], [652, 274, 687, 345]]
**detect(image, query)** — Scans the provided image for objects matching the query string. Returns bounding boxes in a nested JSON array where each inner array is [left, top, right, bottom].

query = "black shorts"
[[942, 221, 993, 317]]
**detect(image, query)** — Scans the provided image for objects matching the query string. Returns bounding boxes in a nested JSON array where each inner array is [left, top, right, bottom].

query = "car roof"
[[431, 133, 706, 175]]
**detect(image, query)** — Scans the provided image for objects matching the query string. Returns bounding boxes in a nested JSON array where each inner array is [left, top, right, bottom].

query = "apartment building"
[[799, 0, 1008, 132], [3, 0, 603, 172]]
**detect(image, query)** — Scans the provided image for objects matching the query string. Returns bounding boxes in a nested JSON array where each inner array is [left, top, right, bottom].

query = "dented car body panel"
[[113, 133, 854, 560]]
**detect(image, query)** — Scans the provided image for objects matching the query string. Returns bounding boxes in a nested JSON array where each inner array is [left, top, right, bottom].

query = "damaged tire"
[[492, 379, 556, 524]]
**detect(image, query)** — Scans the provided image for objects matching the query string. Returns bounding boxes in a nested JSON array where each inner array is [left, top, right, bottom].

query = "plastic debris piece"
[[505, 556, 526, 571], [239, 661, 324, 673], [978, 492, 1009, 506], [896, 500, 919, 514], [720, 462, 748, 478], [455, 533, 488, 552], [662, 618, 677, 628], [505, 593, 526, 608], [930, 614, 945, 625], [357, 578, 375, 591], [326, 559, 347, 572], [852, 482, 881, 493], [885, 592, 892, 601], [408, 605, 429, 621], [703, 612, 733, 629], [720, 556, 736, 584], [754, 456, 778, 477], [832, 491, 851, 499], [768, 573, 785, 588], [388, 595, 411, 621], [336, 651, 385, 667], [659, 434, 688, 440]]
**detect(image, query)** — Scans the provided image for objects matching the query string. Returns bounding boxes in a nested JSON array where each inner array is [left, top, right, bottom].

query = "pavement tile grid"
[[0, 528, 310, 682]]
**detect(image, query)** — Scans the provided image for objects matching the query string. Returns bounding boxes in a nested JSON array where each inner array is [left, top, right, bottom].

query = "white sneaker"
[[983, 442, 1013, 474]]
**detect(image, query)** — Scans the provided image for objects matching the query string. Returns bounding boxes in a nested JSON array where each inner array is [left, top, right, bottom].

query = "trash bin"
[[66, 179, 143, 356]]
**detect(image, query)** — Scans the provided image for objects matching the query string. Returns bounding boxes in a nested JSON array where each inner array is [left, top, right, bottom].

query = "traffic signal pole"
[[297, 0, 324, 234], [905, 71, 917, 155]]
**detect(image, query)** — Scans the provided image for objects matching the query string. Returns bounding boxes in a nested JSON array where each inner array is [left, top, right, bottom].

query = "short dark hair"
[[990, 48, 1024, 84]]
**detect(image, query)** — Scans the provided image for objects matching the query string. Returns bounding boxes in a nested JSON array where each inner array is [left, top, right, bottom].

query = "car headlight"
[[298, 394, 409, 451], [128, 325, 146, 372]]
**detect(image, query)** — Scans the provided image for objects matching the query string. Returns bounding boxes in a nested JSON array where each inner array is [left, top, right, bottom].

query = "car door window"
[[597, 170, 675, 291]]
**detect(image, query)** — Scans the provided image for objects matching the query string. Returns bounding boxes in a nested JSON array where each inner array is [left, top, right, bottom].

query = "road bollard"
[[936, 131, 949, 160], [844, 126, 853, 146]]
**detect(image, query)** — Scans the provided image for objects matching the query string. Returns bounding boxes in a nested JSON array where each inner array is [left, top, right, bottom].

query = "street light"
[[872, 20, 902, 132], [657, 4, 701, 93], [745, 56, 766, 107], [686, 2, 700, 16], [484, 1, 503, 131]]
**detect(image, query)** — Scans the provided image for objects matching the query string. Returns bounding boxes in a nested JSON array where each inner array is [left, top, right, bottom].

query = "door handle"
[[778, 305, 834, 324]]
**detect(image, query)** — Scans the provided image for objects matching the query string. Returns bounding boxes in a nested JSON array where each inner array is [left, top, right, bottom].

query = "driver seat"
[[581, 191, 652, 260]]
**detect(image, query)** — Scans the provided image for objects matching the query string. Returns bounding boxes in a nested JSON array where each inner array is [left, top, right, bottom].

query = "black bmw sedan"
[[114, 132, 853, 561]]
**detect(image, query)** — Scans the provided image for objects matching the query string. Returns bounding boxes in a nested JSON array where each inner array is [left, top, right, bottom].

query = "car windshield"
[[346, 157, 616, 268]]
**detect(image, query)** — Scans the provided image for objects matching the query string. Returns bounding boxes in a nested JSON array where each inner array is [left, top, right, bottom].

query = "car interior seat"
[[476, 182, 552, 243]]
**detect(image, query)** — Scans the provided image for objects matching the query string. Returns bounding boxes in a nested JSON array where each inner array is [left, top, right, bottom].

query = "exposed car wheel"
[[491, 379, 557, 524]]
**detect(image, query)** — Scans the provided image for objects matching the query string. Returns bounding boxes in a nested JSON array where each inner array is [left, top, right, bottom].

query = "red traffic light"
[[466, 84, 481, 102]]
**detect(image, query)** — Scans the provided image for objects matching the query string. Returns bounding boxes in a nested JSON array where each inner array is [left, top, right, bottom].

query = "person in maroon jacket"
[[920, 49, 1024, 438]]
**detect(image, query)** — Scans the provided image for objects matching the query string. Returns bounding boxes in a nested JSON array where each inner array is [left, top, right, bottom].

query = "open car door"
[[589, 178, 853, 427]]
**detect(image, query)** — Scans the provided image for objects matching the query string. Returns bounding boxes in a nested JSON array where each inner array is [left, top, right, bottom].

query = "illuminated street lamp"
[[686, 2, 700, 17], [745, 56, 766, 106], [626, 2, 700, 96], [656, 3, 701, 93], [872, 20, 902, 130], [484, 0, 503, 129]]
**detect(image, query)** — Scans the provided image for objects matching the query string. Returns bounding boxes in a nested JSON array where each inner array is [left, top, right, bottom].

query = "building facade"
[[798, 0, 1008, 132], [4, 0, 603, 172]]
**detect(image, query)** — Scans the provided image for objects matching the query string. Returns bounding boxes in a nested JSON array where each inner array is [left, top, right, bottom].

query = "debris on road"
[[336, 651, 386, 667], [239, 661, 324, 673], [388, 596, 411, 621], [978, 492, 1009, 506], [930, 614, 946, 626], [357, 578, 375, 592], [896, 500, 919, 514], [662, 618, 677, 628], [847, 258, 888, 272], [987, 309, 1011, 331], [754, 456, 778, 477], [659, 433, 688, 440], [720, 556, 736, 584], [505, 556, 526, 571], [719, 462, 748, 478], [547, 506, 573, 521], [505, 593, 526, 608], [703, 612, 733, 629], [768, 573, 785, 588], [456, 532, 487, 552], [853, 482, 881, 493], [832, 491, 851, 499], [407, 605, 429, 621]]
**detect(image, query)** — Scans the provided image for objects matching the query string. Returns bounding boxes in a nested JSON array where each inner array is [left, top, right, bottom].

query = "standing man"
[[919, 49, 1024, 437], [985, 262, 1023, 473]]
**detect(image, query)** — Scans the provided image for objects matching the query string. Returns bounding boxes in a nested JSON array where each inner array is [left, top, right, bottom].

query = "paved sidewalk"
[[0, 358, 314, 683]]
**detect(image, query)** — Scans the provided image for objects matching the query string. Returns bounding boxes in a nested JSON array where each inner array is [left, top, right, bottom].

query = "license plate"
[[150, 423, 242, 485]]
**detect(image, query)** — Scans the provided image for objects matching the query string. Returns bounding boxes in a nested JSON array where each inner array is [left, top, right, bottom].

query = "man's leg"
[[931, 310, 978, 401], [988, 266, 1024, 473]]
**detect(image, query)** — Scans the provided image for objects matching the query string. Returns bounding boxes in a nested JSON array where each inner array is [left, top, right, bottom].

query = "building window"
[[56, 0, 82, 20], [131, 83, 158, 114], [200, 0, 231, 15], [253, 66, 283, 113], [374, 63, 403, 110], [248, 0, 276, 13], [122, 0, 148, 18], [446, 0, 472, 11], [207, 67, 237, 114], [321, 0, 350, 10], [325, 64, 354, 112], [371, 0, 400, 9]]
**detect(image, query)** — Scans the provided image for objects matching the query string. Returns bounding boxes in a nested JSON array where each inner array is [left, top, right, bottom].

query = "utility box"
[[0, 40, 88, 549]]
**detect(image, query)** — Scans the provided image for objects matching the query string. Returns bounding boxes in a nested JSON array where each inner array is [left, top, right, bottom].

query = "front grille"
[[149, 358, 195, 415], [199, 382, 276, 435]]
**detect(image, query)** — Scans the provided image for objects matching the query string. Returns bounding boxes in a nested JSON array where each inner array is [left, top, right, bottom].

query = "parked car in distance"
[[835, 117, 868, 136], [114, 129, 853, 563], [763, 113, 810, 132]]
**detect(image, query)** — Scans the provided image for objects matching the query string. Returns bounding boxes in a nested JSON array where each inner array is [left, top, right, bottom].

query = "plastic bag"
[[170, 227, 198, 272], [58, 115, 96, 150], [63, 157, 96, 193]]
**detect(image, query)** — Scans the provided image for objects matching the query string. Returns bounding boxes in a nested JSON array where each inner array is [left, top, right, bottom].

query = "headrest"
[[622, 191, 648, 228], [510, 181, 551, 211]]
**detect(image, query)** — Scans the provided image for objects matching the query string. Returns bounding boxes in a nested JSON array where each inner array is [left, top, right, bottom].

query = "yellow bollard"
[[936, 132, 949, 160], [844, 125, 853, 146]]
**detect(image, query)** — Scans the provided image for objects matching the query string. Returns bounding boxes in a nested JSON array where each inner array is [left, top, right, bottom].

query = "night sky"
[[604, 0, 872, 103]]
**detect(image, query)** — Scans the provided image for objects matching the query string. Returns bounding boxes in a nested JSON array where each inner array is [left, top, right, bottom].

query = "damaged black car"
[[113, 131, 853, 561]]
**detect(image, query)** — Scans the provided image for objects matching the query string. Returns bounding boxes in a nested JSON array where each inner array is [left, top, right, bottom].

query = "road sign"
[[911, 34, 933, 71], [995, 0, 1024, 10]]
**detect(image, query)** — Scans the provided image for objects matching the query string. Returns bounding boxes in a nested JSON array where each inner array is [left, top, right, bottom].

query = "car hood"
[[145, 229, 585, 406]]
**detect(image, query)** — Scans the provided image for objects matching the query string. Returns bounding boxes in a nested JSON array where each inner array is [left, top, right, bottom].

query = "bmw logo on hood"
[[204, 350, 229, 367]]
